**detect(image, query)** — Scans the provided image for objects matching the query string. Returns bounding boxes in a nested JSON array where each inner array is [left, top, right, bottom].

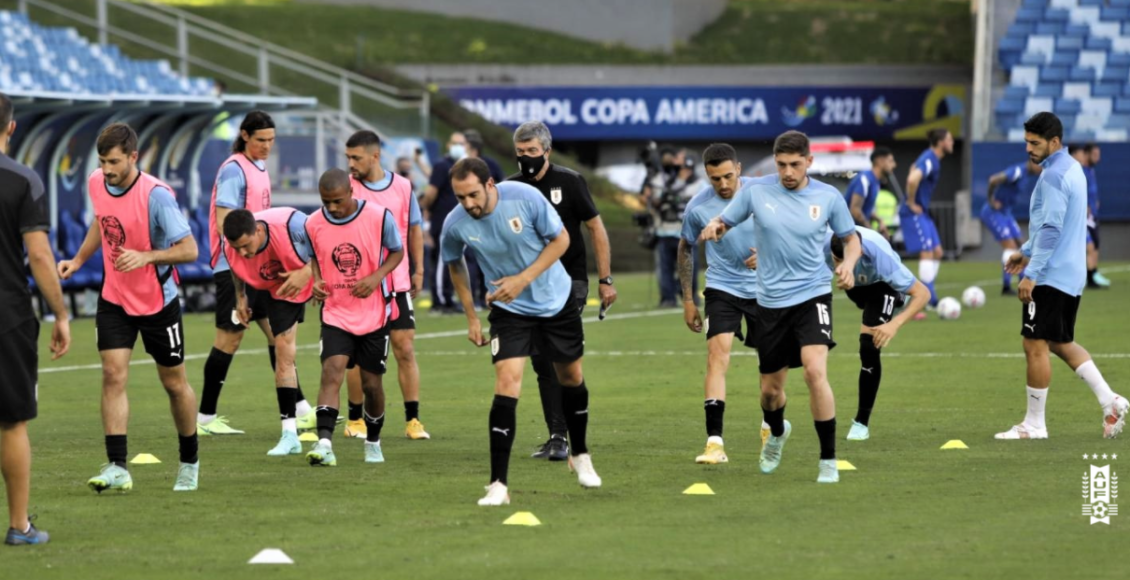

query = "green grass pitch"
[[6, 262, 1129, 579]]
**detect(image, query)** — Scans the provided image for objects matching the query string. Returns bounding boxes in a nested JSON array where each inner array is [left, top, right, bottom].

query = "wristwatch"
[[598, 276, 614, 286]]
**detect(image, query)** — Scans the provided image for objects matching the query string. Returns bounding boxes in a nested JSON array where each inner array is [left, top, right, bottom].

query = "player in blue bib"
[[701, 131, 861, 484], [679, 144, 774, 465], [825, 227, 930, 441], [900, 128, 953, 310], [982, 160, 1040, 295], [997, 113, 1128, 441], [441, 158, 601, 506]]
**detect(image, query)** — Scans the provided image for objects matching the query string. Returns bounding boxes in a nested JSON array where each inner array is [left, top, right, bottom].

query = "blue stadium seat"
[[1042, 66, 1070, 82], [1056, 36, 1085, 51], [1063, 24, 1090, 38], [1035, 22, 1065, 35], [1112, 0, 1130, 6], [1110, 53, 1130, 67], [1009, 22, 1036, 37], [1021, 52, 1047, 66], [1034, 83, 1063, 97], [1022, 0, 1049, 7], [1094, 82, 1123, 97], [1005, 85, 1030, 100], [1070, 67, 1097, 82], [1016, 8, 1044, 22], [1116, 97, 1130, 113], [1055, 99, 1083, 115], [1086, 37, 1113, 51], [1050, 51, 1079, 66], [1100, 7, 1130, 21]]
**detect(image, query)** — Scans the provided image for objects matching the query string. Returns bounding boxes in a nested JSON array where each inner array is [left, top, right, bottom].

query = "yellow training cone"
[[836, 460, 857, 471], [940, 440, 969, 450], [418, 298, 433, 309], [502, 512, 542, 526], [586, 298, 600, 306], [130, 453, 161, 464], [682, 483, 715, 495], [298, 432, 318, 442]]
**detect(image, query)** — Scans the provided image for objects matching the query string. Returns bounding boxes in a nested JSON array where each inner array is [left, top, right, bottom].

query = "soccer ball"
[[937, 297, 962, 320], [962, 286, 986, 309]]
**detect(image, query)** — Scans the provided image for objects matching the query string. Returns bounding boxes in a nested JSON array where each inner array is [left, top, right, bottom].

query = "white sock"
[[282, 418, 297, 433], [295, 399, 313, 417], [1076, 360, 1116, 409], [197, 413, 215, 425], [319, 438, 333, 449], [1025, 386, 1048, 430], [707, 435, 724, 445], [918, 259, 939, 284]]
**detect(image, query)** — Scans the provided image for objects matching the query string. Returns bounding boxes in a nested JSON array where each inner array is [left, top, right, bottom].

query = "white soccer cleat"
[[994, 423, 1048, 440], [569, 453, 602, 488], [1103, 395, 1130, 439], [477, 481, 510, 506]]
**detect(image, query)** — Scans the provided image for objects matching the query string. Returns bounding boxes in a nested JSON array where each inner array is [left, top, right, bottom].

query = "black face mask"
[[517, 154, 547, 177]]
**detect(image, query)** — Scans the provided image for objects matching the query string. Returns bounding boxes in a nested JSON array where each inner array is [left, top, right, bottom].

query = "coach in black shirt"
[[507, 121, 616, 460], [0, 92, 70, 545]]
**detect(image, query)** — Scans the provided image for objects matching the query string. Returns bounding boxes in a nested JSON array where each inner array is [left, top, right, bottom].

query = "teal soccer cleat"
[[759, 420, 791, 474]]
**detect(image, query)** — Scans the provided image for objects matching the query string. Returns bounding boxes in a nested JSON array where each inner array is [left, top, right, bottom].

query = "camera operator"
[[639, 146, 701, 308]]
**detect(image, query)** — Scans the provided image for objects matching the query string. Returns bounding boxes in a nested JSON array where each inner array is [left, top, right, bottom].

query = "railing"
[[15, 0, 430, 137], [971, 0, 994, 141]]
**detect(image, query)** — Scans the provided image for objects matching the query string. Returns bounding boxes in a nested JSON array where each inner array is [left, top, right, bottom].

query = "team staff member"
[[59, 123, 202, 493], [507, 121, 616, 461], [0, 92, 71, 545]]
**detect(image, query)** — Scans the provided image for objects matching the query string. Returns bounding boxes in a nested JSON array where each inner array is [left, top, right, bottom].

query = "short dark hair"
[[0, 92, 13, 128], [450, 157, 491, 185], [702, 143, 739, 167], [1082, 142, 1098, 154], [346, 130, 381, 149], [97, 123, 138, 156], [870, 146, 893, 163], [773, 131, 810, 156], [233, 110, 275, 153], [319, 167, 352, 194], [1068, 144, 1080, 155], [222, 208, 258, 242], [927, 128, 950, 147], [831, 234, 845, 260], [463, 129, 484, 153], [1023, 112, 1063, 141]]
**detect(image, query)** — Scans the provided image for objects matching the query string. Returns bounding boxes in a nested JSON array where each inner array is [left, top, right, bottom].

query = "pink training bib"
[[351, 173, 414, 292], [224, 207, 313, 303], [209, 153, 272, 269]]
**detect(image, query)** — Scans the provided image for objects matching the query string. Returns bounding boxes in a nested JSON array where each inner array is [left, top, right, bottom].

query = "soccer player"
[[304, 169, 403, 466], [199, 111, 313, 435], [996, 113, 1129, 440], [1078, 144, 1110, 289], [442, 158, 600, 506], [1, 92, 71, 545], [507, 121, 616, 461], [900, 128, 953, 310], [345, 130, 429, 441], [678, 143, 765, 464], [58, 123, 201, 492], [982, 160, 1041, 295], [845, 147, 896, 236], [825, 227, 930, 441], [701, 130, 860, 484], [222, 207, 315, 456]]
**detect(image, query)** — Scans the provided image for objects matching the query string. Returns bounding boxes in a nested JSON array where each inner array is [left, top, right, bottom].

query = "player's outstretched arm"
[[408, 224, 425, 298], [677, 238, 701, 333], [986, 171, 1007, 210], [448, 258, 486, 347], [585, 216, 616, 307], [58, 220, 101, 278], [849, 193, 868, 227], [26, 230, 70, 359]]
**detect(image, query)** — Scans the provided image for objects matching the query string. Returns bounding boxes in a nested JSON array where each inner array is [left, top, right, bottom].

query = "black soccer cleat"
[[531, 435, 569, 460]]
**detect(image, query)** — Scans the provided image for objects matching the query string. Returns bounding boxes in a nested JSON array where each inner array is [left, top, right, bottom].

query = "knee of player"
[[706, 349, 731, 370], [214, 330, 244, 353], [1023, 337, 1049, 355], [802, 365, 827, 386], [858, 334, 881, 355], [392, 337, 416, 361], [360, 376, 384, 395], [101, 365, 129, 388]]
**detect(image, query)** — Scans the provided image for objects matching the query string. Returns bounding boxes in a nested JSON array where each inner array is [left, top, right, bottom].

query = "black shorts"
[[214, 272, 268, 331], [96, 297, 185, 368], [0, 319, 40, 423], [1088, 224, 1100, 249], [267, 296, 306, 336], [388, 292, 416, 331], [1021, 285, 1080, 343], [320, 324, 390, 375], [488, 299, 585, 365], [754, 293, 836, 374], [845, 282, 906, 327], [703, 288, 758, 345], [571, 280, 589, 316]]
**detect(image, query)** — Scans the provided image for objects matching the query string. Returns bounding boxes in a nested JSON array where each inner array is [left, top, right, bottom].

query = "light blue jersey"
[[213, 158, 266, 273], [1021, 149, 1088, 296], [106, 183, 191, 306], [440, 181, 570, 317], [900, 148, 940, 215], [720, 177, 855, 308], [825, 226, 916, 292], [681, 176, 767, 300]]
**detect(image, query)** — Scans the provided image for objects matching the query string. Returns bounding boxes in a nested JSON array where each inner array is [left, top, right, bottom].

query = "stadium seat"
[[1054, 98, 1083, 115], [1034, 82, 1064, 97], [1063, 82, 1090, 99]]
